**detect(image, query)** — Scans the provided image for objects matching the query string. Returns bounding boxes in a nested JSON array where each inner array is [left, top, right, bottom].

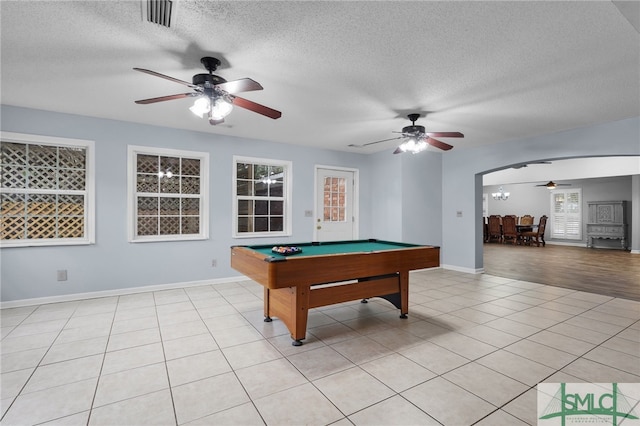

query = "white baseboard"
[[547, 240, 634, 251], [0, 275, 252, 309], [441, 264, 484, 274], [545, 241, 585, 247], [411, 266, 443, 273]]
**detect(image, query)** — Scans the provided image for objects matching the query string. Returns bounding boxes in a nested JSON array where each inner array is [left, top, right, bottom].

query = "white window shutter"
[[550, 188, 582, 240]]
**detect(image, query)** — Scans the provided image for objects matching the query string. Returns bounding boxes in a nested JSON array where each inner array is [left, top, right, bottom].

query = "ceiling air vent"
[[146, 0, 174, 28]]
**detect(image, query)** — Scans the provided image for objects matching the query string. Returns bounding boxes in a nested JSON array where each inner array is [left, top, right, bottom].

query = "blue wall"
[[368, 151, 404, 241], [1, 106, 384, 302], [401, 151, 443, 246], [367, 149, 445, 246]]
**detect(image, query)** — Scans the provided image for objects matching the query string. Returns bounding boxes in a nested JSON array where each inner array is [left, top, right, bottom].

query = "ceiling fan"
[[350, 113, 463, 154], [133, 57, 282, 125], [536, 181, 571, 189], [512, 161, 552, 169]]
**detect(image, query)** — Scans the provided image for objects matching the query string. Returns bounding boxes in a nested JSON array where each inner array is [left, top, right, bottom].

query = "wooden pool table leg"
[[399, 271, 409, 319], [291, 284, 310, 346], [263, 285, 310, 346], [263, 287, 272, 322]]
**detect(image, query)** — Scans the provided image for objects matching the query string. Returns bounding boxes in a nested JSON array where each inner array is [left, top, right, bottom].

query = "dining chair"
[[483, 216, 488, 242], [487, 215, 502, 243], [501, 215, 519, 245], [521, 215, 547, 247], [520, 215, 534, 226]]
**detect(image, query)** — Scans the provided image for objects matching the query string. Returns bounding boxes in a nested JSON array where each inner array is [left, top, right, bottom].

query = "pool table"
[[230, 239, 440, 345]]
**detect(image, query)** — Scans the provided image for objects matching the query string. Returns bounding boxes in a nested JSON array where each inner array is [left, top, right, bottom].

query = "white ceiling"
[[1, 1, 639, 154]]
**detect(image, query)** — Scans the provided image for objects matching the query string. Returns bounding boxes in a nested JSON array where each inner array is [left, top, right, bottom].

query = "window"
[[0, 132, 95, 248], [323, 176, 346, 222], [128, 146, 209, 242], [550, 188, 582, 240], [233, 156, 291, 237]]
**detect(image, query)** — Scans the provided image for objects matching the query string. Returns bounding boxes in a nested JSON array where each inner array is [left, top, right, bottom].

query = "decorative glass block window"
[[0, 132, 95, 247], [323, 176, 346, 222], [233, 156, 292, 237], [128, 146, 209, 242]]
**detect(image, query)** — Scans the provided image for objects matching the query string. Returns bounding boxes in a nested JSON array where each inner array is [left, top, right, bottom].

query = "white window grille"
[[233, 156, 292, 237], [128, 146, 209, 242], [550, 188, 582, 240], [0, 132, 95, 248]]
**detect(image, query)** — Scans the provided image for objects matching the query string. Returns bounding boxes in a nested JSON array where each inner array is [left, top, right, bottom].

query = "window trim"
[[232, 155, 292, 238], [127, 145, 209, 243], [0, 131, 96, 248]]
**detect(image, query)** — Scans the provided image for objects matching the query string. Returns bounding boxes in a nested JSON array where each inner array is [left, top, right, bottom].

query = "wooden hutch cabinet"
[[586, 200, 628, 250]]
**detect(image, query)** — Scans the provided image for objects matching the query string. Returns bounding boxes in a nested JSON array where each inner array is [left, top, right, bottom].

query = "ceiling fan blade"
[[426, 132, 464, 138], [426, 137, 454, 151], [133, 68, 199, 89], [393, 147, 403, 154], [215, 78, 263, 94], [535, 181, 571, 188], [134, 92, 198, 104], [360, 136, 404, 147], [232, 96, 282, 119]]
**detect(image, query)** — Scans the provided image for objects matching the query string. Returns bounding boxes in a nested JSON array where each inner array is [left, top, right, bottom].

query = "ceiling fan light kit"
[[397, 138, 428, 154], [189, 95, 233, 120], [134, 56, 281, 125]]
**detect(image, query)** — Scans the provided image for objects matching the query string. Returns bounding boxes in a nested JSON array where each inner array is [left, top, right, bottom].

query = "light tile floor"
[[1, 269, 639, 425]]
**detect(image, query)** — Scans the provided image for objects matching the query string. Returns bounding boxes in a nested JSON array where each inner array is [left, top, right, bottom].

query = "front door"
[[314, 167, 357, 241]]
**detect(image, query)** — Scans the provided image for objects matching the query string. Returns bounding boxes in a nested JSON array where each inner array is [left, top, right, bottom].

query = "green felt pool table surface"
[[247, 239, 423, 259]]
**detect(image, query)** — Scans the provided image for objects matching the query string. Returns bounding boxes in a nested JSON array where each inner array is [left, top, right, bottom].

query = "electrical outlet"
[[57, 270, 68, 281], [211, 259, 217, 267]]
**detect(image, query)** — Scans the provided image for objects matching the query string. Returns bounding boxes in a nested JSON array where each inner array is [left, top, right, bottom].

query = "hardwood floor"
[[483, 243, 640, 301]]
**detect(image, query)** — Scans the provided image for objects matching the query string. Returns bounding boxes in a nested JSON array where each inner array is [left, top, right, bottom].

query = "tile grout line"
[[84, 299, 119, 426], [154, 289, 180, 426]]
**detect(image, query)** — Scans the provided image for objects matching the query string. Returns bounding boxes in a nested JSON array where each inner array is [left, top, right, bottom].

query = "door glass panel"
[[323, 176, 346, 222]]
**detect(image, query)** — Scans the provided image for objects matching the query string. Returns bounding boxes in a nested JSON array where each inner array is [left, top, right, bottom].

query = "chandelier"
[[492, 186, 510, 201]]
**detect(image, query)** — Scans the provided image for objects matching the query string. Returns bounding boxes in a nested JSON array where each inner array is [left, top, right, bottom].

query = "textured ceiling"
[[1, 1, 639, 154]]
